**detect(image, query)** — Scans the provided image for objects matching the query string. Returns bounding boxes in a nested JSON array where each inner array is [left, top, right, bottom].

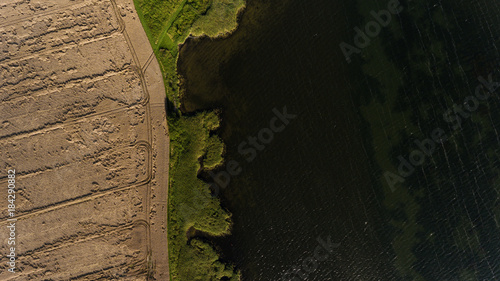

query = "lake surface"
[[178, 0, 500, 279]]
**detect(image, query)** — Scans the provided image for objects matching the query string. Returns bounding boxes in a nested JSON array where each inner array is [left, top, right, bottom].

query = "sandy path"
[[114, 0, 172, 279]]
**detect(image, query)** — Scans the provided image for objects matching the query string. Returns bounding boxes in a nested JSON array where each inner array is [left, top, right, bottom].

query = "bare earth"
[[0, 0, 170, 279]]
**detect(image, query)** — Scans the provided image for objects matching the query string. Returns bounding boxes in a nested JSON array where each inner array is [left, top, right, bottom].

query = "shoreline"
[[132, 0, 247, 279]]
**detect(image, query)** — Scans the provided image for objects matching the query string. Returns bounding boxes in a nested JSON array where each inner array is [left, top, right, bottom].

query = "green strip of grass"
[[132, 0, 245, 280]]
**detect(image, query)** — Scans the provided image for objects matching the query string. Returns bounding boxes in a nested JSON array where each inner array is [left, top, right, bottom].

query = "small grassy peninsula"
[[132, 0, 245, 280]]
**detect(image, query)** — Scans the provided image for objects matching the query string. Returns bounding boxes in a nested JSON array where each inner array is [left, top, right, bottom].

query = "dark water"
[[178, 0, 500, 280]]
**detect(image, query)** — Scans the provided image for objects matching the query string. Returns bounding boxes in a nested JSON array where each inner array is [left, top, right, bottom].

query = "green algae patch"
[[133, 0, 245, 280]]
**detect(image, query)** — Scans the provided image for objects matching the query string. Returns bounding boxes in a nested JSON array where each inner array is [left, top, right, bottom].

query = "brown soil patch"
[[0, 0, 170, 279]]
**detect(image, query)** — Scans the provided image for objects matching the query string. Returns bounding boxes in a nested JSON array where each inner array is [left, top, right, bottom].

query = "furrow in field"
[[0, 34, 134, 101], [0, 144, 149, 218], [0, 106, 146, 176], [0, 1, 120, 64]]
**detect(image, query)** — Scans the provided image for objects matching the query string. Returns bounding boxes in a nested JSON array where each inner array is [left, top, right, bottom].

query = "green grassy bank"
[[132, 0, 245, 280]]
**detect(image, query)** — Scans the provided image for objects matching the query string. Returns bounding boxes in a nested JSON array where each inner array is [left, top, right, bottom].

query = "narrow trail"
[[112, 0, 172, 279], [154, 0, 188, 50]]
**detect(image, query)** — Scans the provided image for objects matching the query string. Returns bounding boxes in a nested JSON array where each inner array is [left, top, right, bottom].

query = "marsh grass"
[[167, 112, 239, 280], [133, 0, 245, 279]]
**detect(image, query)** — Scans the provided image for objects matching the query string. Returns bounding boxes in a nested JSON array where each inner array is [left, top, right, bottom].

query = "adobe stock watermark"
[[384, 73, 500, 192], [179, 106, 297, 219], [339, 0, 403, 63], [6, 169, 17, 273], [278, 235, 340, 281], [208, 106, 297, 194]]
